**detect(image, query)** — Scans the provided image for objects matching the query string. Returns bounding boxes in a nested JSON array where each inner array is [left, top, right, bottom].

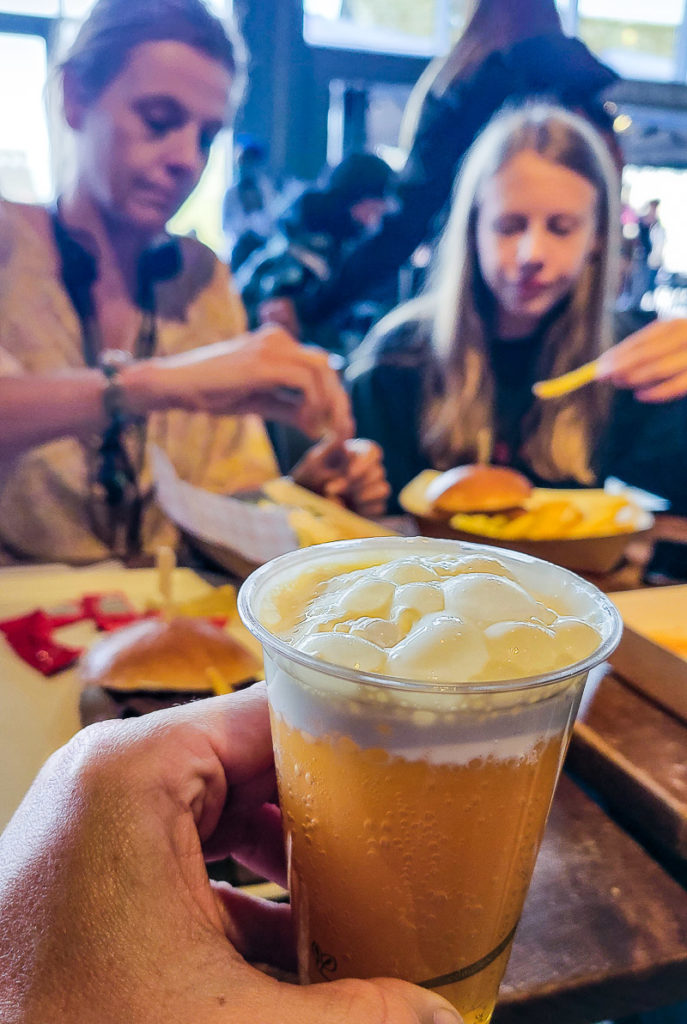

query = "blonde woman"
[[348, 105, 687, 511]]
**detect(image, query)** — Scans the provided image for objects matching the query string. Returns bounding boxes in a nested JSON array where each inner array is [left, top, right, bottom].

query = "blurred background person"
[[222, 133, 278, 273], [240, 151, 397, 360], [640, 199, 667, 300]]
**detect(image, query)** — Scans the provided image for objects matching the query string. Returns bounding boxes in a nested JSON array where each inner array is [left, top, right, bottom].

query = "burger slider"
[[79, 616, 262, 723], [425, 464, 533, 516]]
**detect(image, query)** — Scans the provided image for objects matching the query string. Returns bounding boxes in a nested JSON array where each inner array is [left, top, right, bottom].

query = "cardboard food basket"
[[399, 470, 654, 575]]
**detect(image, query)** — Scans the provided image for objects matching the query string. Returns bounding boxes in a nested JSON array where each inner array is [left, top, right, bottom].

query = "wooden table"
[[570, 672, 687, 864], [492, 515, 687, 1021], [494, 776, 687, 1024], [566, 514, 687, 866]]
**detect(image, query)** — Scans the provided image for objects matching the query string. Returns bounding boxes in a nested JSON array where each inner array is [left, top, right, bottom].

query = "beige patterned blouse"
[[0, 200, 278, 564]]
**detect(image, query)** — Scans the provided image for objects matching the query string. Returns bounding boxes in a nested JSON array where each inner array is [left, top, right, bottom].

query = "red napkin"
[[0, 591, 225, 676], [0, 610, 82, 676], [81, 592, 141, 632]]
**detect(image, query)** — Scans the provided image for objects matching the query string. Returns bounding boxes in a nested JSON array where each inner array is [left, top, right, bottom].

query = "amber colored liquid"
[[272, 714, 564, 1024]]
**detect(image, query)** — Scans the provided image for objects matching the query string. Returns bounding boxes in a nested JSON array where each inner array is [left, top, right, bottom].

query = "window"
[[0, 33, 51, 202], [623, 165, 687, 272], [0, 1, 58, 12], [578, 0, 686, 81], [304, 0, 468, 56], [304, 0, 578, 56]]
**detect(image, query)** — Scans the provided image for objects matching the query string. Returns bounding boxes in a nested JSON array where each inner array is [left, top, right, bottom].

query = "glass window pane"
[[0, 33, 52, 203], [0, 1, 59, 13], [61, 0, 97, 17], [304, 0, 443, 56], [623, 165, 687, 275], [578, 0, 685, 81], [448, 0, 470, 39], [61, 0, 227, 15]]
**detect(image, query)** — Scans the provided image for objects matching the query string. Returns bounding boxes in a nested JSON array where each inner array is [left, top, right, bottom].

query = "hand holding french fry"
[[595, 318, 687, 402]]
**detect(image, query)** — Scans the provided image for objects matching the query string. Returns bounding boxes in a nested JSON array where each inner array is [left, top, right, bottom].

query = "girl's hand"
[[292, 437, 391, 518], [597, 319, 687, 402], [149, 326, 353, 439]]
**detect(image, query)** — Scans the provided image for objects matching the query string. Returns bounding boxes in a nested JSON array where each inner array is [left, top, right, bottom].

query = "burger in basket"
[[425, 464, 533, 516]]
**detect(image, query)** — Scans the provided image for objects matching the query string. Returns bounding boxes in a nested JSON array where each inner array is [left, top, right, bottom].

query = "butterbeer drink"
[[239, 538, 622, 1023]]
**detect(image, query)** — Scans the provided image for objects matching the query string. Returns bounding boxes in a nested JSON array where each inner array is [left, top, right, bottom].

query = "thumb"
[[316, 432, 349, 469], [275, 974, 464, 1024]]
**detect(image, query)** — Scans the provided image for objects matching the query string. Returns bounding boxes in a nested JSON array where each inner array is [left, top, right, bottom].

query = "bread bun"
[[79, 616, 261, 695], [426, 465, 533, 514]]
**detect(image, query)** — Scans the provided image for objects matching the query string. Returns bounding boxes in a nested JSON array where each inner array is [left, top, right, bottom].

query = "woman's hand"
[[258, 296, 302, 339], [597, 318, 687, 402], [143, 326, 353, 439], [0, 686, 462, 1024], [292, 436, 391, 517]]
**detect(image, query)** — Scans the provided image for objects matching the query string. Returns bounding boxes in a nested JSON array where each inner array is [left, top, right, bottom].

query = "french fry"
[[525, 502, 582, 540], [446, 491, 638, 541], [532, 359, 598, 400], [498, 511, 539, 540], [287, 508, 342, 546]]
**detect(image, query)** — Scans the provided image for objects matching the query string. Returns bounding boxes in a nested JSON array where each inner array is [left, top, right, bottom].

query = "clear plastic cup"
[[238, 537, 622, 1024]]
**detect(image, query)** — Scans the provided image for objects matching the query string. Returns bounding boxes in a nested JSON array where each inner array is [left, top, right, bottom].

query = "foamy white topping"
[[285, 553, 600, 683]]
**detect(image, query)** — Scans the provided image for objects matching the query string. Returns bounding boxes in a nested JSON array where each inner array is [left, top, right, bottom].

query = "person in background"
[[347, 105, 687, 513], [240, 152, 397, 360], [0, 684, 463, 1024], [0, 0, 388, 566], [295, 0, 618, 329], [222, 134, 277, 272], [639, 199, 666, 299]]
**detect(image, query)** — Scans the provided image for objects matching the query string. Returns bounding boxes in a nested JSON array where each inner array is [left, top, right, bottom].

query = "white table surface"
[[0, 563, 213, 833]]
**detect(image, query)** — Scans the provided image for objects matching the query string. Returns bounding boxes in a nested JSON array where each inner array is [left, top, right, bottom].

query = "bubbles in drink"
[[376, 558, 440, 585], [484, 620, 562, 677], [552, 617, 602, 661], [387, 613, 489, 682], [299, 632, 387, 673], [332, 577, 395, 618], [286, 552, 600, 682], [340, 616, 401, 648], [392, 581, 445, 619], [443, 573, 556, 628]]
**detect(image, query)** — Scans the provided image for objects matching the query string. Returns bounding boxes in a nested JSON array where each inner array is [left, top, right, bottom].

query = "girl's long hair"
[[374, 104, 620, 485]]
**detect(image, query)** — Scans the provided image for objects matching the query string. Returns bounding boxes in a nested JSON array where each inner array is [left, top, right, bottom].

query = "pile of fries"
[[449, 490, 644, 541]]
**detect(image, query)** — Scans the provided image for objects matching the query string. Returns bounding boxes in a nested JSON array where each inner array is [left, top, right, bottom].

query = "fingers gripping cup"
[[239, 538, 622, 1023]]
